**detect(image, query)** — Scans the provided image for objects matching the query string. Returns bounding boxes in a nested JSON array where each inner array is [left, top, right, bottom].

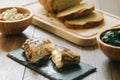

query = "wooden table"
[[0, 0, 120, 80]]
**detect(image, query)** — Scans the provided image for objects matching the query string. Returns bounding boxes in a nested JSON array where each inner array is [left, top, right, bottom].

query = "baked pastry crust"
[[52, 46, 80, 69], [22, 38, 55, 64]]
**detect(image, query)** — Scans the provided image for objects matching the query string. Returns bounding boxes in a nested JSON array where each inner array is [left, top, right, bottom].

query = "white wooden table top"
[[0, 0, 120, 80]]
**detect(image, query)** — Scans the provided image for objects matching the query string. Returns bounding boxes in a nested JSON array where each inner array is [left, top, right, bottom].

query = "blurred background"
[[84, 0, 120, 17], [0, 0, 120, 17]]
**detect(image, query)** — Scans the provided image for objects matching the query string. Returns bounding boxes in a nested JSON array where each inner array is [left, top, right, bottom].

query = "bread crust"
[[64, 11, 104, 29], [64, 19, 104, 29], [46, 0, 54, 12], [56, 6, 95, 21], [39, 0, 53, 12], [39, 0, 81, 13]]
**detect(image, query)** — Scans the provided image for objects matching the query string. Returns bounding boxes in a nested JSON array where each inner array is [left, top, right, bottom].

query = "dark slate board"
[[7, 48, 96, 80]]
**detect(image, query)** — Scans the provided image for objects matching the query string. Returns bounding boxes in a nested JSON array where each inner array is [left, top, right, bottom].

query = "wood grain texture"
[[0, 34, 26, 80], [83, 47, 113, 80], [25, 3, 120, 46], [0, 0, 120, 80], [0, 25, 35, 80]]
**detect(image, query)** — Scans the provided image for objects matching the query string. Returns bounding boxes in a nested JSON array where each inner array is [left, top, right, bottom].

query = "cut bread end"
[[64, 11, 104, 29], [56, 2, 95, 20], [51, 46, 80, 69]]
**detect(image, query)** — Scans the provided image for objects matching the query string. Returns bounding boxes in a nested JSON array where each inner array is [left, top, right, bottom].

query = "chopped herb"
[[101, 30, 120, 47]]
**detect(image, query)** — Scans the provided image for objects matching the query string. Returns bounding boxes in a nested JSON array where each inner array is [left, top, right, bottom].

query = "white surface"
[[0, 0, 120, 17], [0, 0, 37, 7], [84, 0, 120, 17]]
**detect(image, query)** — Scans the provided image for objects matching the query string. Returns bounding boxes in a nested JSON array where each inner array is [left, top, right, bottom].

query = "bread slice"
[[22, 38, 55, 64], [51, 46, 80, 69], [39, 0, 82, 13], [64, 11, 104, 29], [56, 2, 95, 20], [52, 49, 63, 69]]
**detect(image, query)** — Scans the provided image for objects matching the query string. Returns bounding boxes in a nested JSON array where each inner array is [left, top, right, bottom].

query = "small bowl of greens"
[[97, 27, 120, 61]]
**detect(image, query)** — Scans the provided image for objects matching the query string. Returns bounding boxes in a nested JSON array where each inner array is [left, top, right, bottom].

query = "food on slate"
[[64, 11, 104, 29], [52, 46, 80, 69], [0, 8, 29, 21], [56, 2, 94, 21], [101, 30, 120, 47], [22, 38, 80, 69], [22, 38, 55, 64], [39, 0, 82, 13]]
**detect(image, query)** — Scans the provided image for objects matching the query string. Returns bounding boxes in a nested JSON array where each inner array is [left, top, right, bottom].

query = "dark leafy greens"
[[101, 30, 120, 47]]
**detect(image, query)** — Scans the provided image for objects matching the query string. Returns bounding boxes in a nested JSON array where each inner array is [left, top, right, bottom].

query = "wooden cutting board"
[[24, 2, 120, 46]]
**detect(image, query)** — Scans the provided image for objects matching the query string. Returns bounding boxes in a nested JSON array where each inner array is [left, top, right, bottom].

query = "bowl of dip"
[[0, 7, 33, 35], [97, 27, 120, 61]]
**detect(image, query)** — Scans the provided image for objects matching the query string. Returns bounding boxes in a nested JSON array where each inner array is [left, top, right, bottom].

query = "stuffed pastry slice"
[[52, 46, 80, 69], [22, 38, 55, 64]]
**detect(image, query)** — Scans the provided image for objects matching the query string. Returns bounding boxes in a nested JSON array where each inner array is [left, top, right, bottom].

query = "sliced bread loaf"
[[56, 2, 95, 20], [64, 11, 104, 29], [39, 0, 82, 13]]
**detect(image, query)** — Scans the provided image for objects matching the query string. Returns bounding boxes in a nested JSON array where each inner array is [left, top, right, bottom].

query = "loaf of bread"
[[52, 46, 80, 69], [56, 2, 94, 20], [64, 11, 104, 29], [39, 0, 82, 13], [22, 38, 55, 64]]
